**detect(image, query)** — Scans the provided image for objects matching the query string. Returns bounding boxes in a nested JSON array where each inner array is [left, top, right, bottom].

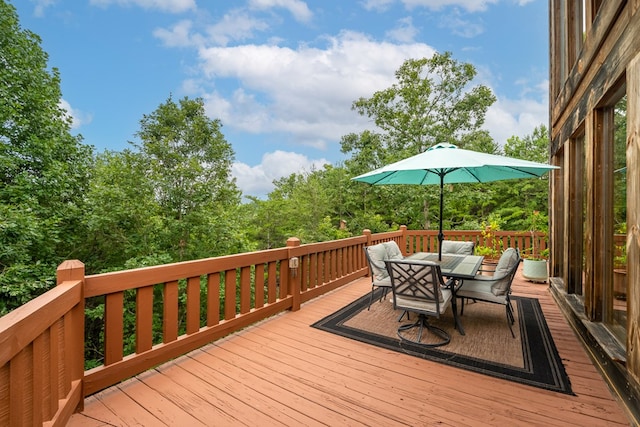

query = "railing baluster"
[[239, 266, 251, 314], [32, 334, 44, 423], [186, 276, 200, 334], [163, 281, 178, 343], [224, 269, 236, 320], [279, 260, 288, 300], [268, 262, 277, 304], [104, 292, 124, 364], [206, 273, 220, 326], [136, 286, 154, 352], [254, 264, 265, 309]]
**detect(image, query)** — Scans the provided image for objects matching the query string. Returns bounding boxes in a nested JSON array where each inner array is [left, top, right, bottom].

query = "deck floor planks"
[[185, 347, 354, 426], [136, 364, 246, 426], [117, 374, 208, 426], [235, 330, 569, 427], [68, 266, 632, 426], [212, 336, 424, 426], [255, 306, 621, 425], [158, 354, 310, 426]]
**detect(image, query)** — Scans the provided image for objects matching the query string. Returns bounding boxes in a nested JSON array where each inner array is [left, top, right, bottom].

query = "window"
[[608, 94, 627, 342]]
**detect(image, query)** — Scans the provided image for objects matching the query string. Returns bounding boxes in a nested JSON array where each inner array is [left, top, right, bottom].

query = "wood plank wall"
[[548, 0, 640, 410]]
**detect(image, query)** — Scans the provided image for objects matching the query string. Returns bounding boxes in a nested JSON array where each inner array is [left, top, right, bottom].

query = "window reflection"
[[609, 94, 627, 343]]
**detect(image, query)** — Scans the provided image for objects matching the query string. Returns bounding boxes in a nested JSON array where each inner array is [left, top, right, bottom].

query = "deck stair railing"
[[0, 227, 548, 426]]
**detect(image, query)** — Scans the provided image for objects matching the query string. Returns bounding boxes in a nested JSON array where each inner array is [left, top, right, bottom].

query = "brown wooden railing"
[[0, 260, 85, 427], [1, 227, 548, 425], [405, 230, 549, 260]]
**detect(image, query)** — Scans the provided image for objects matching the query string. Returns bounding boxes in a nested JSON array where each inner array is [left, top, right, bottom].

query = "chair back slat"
[[385, 260, 446, 313]]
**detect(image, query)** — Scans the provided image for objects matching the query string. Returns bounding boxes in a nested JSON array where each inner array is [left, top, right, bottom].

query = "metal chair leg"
[[505, 304, 516, 338], [397, 314, 450, 347], [397, 310, 410, 321], [367, 285, 375, 310]]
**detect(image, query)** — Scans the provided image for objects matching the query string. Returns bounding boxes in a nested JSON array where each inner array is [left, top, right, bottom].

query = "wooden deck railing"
[[1, 227, 550, 425], [0, 260, 85, 427]]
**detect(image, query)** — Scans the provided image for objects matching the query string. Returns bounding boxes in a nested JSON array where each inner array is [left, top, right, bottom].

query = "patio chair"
[[363, 241, 404, 311], [385, 259, 454, 347], [441, 240, 475, 255], [456, 247, 521, 338]]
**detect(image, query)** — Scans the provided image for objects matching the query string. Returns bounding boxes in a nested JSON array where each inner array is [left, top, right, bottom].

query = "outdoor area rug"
[[311, 290, 573, 395]]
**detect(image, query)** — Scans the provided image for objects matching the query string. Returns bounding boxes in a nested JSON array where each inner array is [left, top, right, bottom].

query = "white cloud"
[[440, 11, 484, 37], [400, 0, 498, 13], [386, 17, 419, 42], [31, 0, 56, 17], [248, 0, 313, 23], [59, 99, 93, 130], [361, 0, 396, 12], [196, 31, 435, 149], [89, 0, 196, 13], [484, 88, 548, 146], [153, 6, 547, 198], [362, 0, 501, 13], [232, 150, 329, 198], [205, 10, 270, 46], [153, 19, 200, 47]]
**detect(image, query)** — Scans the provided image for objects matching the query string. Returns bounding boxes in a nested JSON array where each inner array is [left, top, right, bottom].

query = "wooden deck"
[[69, 267, 631, 426]]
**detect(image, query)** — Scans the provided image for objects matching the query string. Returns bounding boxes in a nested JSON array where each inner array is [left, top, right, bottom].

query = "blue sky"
[[13, 0, 548, 198]]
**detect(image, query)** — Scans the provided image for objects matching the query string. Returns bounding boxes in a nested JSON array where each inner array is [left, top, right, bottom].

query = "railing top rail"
[[0, 280, 82, 365], [84, 248, 289, 297]]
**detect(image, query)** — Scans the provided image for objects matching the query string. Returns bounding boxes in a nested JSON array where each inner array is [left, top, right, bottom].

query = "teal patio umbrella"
[[352, 143, 560, 260]]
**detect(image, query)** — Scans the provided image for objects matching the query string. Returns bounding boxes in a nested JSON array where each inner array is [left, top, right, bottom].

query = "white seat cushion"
[[372, 276, 392, 288], [456, 280, 507, 304], [367, 244, 390, 280], [396, 288, 452, 315], [490, 248, 519, 295], [367, 241, 404, 281], [441, 240, 474, 255]]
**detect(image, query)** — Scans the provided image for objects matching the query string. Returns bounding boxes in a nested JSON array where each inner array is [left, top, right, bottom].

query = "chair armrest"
[[466, 275, 496, 283]]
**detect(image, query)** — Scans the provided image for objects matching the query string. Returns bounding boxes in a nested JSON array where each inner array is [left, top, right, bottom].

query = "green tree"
[[351, 52, 496, 160], [490, 124, 553, 230], [0, 0, 93, 314], [133, 96, 245, 260], [78, 150, 162, 273], [613, 95, 626, 233], [344, 53, 496, 230], [503, 124, 550, 163]]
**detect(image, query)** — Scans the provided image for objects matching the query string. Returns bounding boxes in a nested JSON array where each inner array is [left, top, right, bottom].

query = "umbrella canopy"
[[352, 143, 560, 259]]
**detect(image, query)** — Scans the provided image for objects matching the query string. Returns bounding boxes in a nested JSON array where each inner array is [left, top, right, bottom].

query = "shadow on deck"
[[69, 266, 631, 426]]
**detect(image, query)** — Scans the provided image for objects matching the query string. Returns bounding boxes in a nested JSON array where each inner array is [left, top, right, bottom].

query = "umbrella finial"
[[428, 142, 458, 151]]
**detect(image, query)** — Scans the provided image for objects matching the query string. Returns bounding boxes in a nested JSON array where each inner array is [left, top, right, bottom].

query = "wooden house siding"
[[549, 0, 640, 422]]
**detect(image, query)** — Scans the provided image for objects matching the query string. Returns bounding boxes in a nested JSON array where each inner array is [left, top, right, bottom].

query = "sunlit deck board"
[[68, 267, 631, 426]]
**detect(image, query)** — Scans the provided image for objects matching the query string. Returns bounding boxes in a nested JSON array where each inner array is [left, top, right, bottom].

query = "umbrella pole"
[[438, 177, 444, 261]]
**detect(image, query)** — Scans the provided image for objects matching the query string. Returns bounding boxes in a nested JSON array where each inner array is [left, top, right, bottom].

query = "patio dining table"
[[406, 252, 484, 335]]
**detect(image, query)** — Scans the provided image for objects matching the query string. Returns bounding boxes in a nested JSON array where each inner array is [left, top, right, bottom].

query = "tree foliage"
[[351, 52, 496, 160], [1, 4, 557, 336], [133, 96, 244, 261], [78, 96, 248, 273], [342, 53, 498, 231], [1, 1, 93, 314]]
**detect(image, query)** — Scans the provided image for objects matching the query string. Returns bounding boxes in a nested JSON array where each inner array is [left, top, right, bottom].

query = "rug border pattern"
[[311, 292, 573, 395]]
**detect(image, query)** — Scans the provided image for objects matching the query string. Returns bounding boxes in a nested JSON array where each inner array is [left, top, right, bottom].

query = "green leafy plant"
[[526, 210, 548, 260], [614, 245, 627, 269], [475, 215, 503, 259]]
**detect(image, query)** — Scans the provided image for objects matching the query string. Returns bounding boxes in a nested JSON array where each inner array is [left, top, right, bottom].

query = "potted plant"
[[474, 215, 503, 274], [522, 210, 549, 282], [613, 237, 627, 300]]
